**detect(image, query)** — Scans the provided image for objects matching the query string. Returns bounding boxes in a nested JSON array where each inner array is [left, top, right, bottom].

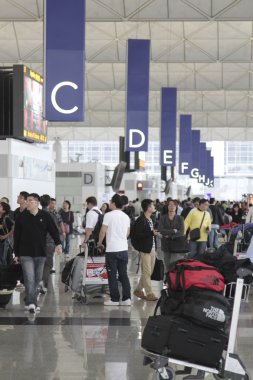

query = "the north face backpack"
[[168, 259, 225, 293]]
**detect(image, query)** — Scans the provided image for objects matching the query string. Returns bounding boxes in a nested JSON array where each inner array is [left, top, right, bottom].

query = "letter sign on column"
[[160, 88, 177, 166], [44, 0, 85, 121], [179, 115, 192, 175], [125, 39, 150, 152], [190, 130, 201, 179]]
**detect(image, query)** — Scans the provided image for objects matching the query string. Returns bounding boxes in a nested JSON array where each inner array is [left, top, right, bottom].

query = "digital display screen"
[[23, 66, 47, 142], [12, 65, 47, 143]]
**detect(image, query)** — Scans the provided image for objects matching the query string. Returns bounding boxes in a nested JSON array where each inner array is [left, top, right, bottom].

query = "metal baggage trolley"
[[142, 278, 250, 380], [77, 242, 108, 304]]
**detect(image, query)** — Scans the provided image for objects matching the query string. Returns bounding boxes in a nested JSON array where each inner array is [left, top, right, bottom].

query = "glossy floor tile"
[[0, 237, 252, 380]]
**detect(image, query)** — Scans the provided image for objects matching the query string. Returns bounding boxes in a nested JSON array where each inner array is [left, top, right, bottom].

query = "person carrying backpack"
[[132, 199, 159, 301], [82, 196, 103, 249]]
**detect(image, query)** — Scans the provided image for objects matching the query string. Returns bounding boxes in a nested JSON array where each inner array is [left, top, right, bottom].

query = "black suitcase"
[[142, 315, 227, 368], [0, 264, 22, 288], [0, 289, 14, 308], [142, 315, 172, 356]]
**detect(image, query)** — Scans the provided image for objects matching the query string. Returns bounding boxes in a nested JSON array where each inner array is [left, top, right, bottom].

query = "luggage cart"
[[142, 278, 250, 380], [78, 242, 108, 304]]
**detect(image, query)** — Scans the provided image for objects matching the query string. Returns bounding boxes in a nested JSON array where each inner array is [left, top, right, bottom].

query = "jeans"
[[62, 234, 71, 255], [20, 256, 46, 306], [189, 241, 207, 257], [209, 224, 220, 249], [136, 249, 156, 295], [106, 251, 131, 302]]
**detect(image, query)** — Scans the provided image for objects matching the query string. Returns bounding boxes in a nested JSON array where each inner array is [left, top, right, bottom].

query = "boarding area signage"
[[125, 39, 150, 152], [160, 88, 177, 166], [44, 0, 85, 121], [179, 115, 192, 175]]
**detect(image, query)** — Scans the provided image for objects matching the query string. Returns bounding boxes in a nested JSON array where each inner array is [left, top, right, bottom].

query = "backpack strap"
[[92, 209, 101, 216], [199, 212, 206, 229]]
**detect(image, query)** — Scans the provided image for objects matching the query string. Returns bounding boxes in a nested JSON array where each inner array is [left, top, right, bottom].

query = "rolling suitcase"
[[142, 315, 227, 368], [69, 255, 85, 293], [0, 264, 23, 288], [0, 289, 14, 308], [0, 264, 23, 308]]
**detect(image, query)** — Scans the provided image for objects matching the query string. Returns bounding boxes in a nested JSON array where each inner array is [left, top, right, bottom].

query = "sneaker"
[[28, 304, 36, 313], [35, 306, 40, 313], [133, 289, 146, 299], [120, 299, 131, 306], [146, 293, 158, 301], [103, 300, 119, 306]]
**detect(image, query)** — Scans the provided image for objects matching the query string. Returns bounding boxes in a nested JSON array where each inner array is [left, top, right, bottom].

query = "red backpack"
[[168, 259, 225, 293]]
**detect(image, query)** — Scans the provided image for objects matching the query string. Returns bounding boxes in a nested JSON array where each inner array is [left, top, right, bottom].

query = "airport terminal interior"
[[1, 0, 253, 379]]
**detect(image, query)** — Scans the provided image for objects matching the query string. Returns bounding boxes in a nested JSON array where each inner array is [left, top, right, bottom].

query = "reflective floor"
[[0, 236, 252, 380]]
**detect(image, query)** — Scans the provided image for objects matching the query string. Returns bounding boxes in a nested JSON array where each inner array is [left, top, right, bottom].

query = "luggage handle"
[[187, 338, 206, 347]]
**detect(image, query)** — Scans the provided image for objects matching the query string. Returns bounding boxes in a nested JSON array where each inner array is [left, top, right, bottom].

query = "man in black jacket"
[[209, 198, 224, 249], [14, 193, 62, 313], [133, 199, 159, 301]]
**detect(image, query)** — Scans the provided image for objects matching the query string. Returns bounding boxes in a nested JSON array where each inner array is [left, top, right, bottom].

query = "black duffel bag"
[[142, 314, 227, 368], [156, 287, 231, 332]]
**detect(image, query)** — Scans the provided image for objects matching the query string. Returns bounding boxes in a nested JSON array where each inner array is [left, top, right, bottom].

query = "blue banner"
[[198, 142, 207, 184], [179, 114, 192, 174], [190, 130, 200, 179], [205, 150, 214, 187], [125, 39, 150, 152], [44, 0, 85, 121], [160, 88, 177, 166], [209, 155, 214, 187]]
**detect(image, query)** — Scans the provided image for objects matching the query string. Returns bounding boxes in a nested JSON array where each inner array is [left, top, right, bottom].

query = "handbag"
[[167, 235, 189, 254], [63, 212, 71, 234], [151, 258, 164, 281], [63, 223, 70, 234], [190, 212, 206, 241]]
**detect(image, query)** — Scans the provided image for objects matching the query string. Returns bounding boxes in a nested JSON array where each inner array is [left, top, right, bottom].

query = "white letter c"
[[51, 81, 78, 114]]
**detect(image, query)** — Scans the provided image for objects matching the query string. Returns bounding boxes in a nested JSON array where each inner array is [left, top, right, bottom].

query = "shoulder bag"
[[167, 235, 189, 254], [190, 212, 205, 241], [63, 212, 70, 234]]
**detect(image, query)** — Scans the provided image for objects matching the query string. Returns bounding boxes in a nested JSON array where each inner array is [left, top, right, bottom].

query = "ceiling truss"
[[1, 0, 253, 141]]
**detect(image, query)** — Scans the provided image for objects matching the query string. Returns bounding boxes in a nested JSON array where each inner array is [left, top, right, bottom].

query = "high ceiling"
[[1, 0, 253, 141]]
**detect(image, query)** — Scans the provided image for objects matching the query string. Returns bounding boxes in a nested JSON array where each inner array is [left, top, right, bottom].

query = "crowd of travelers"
[[0, 192, 251, 312]]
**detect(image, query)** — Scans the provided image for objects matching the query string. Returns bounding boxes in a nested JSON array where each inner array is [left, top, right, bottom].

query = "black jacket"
[[14, 209, 61, 257], [132, 215, 156, 253], [209, 205, 224, 226], [158, 214, 184, 252]]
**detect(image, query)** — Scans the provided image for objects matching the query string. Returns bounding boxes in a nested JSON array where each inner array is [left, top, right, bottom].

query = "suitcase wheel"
[[154, 367, 175, 380], [80, 296, 88, 304]]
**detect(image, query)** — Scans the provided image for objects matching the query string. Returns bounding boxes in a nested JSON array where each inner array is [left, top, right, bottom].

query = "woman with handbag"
[[158, 200, 186, 273], [59, 200, 74, 259]]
